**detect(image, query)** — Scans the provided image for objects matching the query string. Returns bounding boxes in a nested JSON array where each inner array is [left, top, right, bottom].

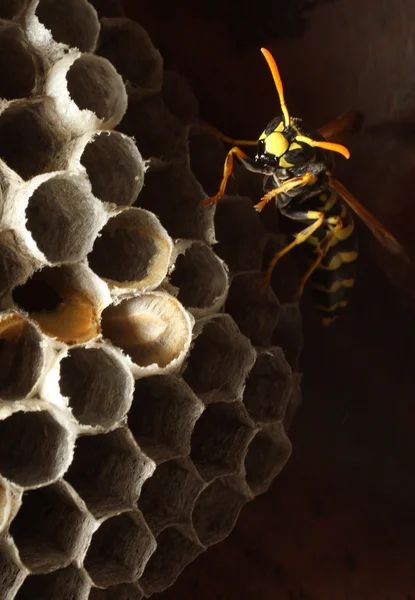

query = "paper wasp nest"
[[0, 2, 302, 598]]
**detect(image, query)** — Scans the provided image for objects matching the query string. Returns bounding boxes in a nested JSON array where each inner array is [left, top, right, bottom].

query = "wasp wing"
[[329, 177, 409, 261]]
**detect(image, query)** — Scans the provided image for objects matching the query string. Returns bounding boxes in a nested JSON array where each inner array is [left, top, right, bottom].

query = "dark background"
[[120, 1, 415, 597]]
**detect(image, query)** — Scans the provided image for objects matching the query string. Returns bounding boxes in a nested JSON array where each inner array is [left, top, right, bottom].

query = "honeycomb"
[[0, 2, 302, 597]]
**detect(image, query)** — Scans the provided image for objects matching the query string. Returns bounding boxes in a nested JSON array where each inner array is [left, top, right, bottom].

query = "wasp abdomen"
[[305, 191, 358, 325]]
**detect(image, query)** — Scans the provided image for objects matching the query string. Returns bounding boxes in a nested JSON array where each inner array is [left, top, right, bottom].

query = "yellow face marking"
[[288, 142, 302, 151], [279, 156, 294, 168], [264, 131, 289, 157], [259, 131, 266, 140], [312, 278, 355, 294], [276, 122, 284, 132]]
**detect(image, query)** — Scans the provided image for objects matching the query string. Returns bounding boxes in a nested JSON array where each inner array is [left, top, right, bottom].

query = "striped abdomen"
[[305, 189, 358, 325]]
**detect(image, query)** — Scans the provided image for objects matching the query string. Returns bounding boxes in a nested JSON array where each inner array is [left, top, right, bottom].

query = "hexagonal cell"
[[0, 229, 33, 297], [182, 314, 256, 403], [9, 481, 94, 574], [88, 208, 172, 292], [225, 271, 281, 347], [170, 241, 228, 315], [188, 125, 234, 197], [0, 312, 45, 400], [119, 94, 186, 161], [0, 404, 74, 488], [192, 475, 250, 547], [0, 98, 66, 180], [135, 159, 211, 242], [213, 195, 268, 272], [101, 292, 193, 373], [129, 375, 204, 462], [242, 348, 293, 424], [32, 0, 100, 52], [244, 424, 292, 496], [12, 263, 110, 344], [190, 402, 254, 482], [272, 303, 303, 369], [15, 566, 90, 600], [46, 53, 127, 135], [162, 70, 198, 126], [139, 527, 204, 596], [0, 539, 26, 600], [65, 428, 154, 518], [25, 172, 107, 263], [59, 345, 134, 430], [89, 582, 143, 600], [0, 22, 39, 100], [97, 18, 162, 94], [138, 458, 204, 535], [74, 130, 144, 207], [84, 511, 156, 587]]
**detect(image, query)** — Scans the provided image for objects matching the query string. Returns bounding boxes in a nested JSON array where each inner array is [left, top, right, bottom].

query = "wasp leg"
[[254, 172, 315, 213], [296, 216, 343, 299], [201, 146, 252, 207], [197, 120, 258, 146], [260, 210, 326, 291], [317, 110, 364, 142]]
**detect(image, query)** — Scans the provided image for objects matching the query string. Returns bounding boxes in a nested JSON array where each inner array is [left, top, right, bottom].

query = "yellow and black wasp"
[[202, 48, 407, 325]]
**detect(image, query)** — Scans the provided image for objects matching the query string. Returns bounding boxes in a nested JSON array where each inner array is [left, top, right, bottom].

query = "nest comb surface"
[[0, 2, 302, 598]]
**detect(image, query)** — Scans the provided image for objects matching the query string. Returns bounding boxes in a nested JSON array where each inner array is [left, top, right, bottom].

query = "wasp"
[[202, 48, 408, 325]]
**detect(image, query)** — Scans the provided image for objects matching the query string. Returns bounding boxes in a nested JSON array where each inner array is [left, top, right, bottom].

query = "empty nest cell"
[[88, 208, 172, 291], [183, 314, 255, 403], [33, 0, 100, 52], [118, 94, 186, 161], [15, 566, 90, 600], [0, 405, 73, 488], [225, 271, 281, 347], [213, 195, 268, 272], [0, 22, 39, 100], [9, 482, 94, 573], [139, 527, 204, 596], [170, 241, 228, 313], [138, 458, 204, 534], [83, 511, 156, 588], [192, 475, 250, 547], [97, 18, 162, 94], [0, 312, 45, 400], [77, 131, 144, 207], [0, 541, 26, 600], [244, 424, 292, 496], [89, 582, 143, 600], [0, 99, 62, 180], [46, 52, 127, 134], [135, 159, 211, 242], [12, 264, 109, 344], [25, 172, 106, 263], [59, 345, 134, 430], [129, 375, 203, 462], [101, 292, 192, 371], [64, 427, 154, 518], [243, 348, 293, 424], [190, 402, 254, 482]]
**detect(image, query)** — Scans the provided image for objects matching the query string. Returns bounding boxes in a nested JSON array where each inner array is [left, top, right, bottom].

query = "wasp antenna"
[[261, 48, 290, 128], [296, 135, 351, 160]]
